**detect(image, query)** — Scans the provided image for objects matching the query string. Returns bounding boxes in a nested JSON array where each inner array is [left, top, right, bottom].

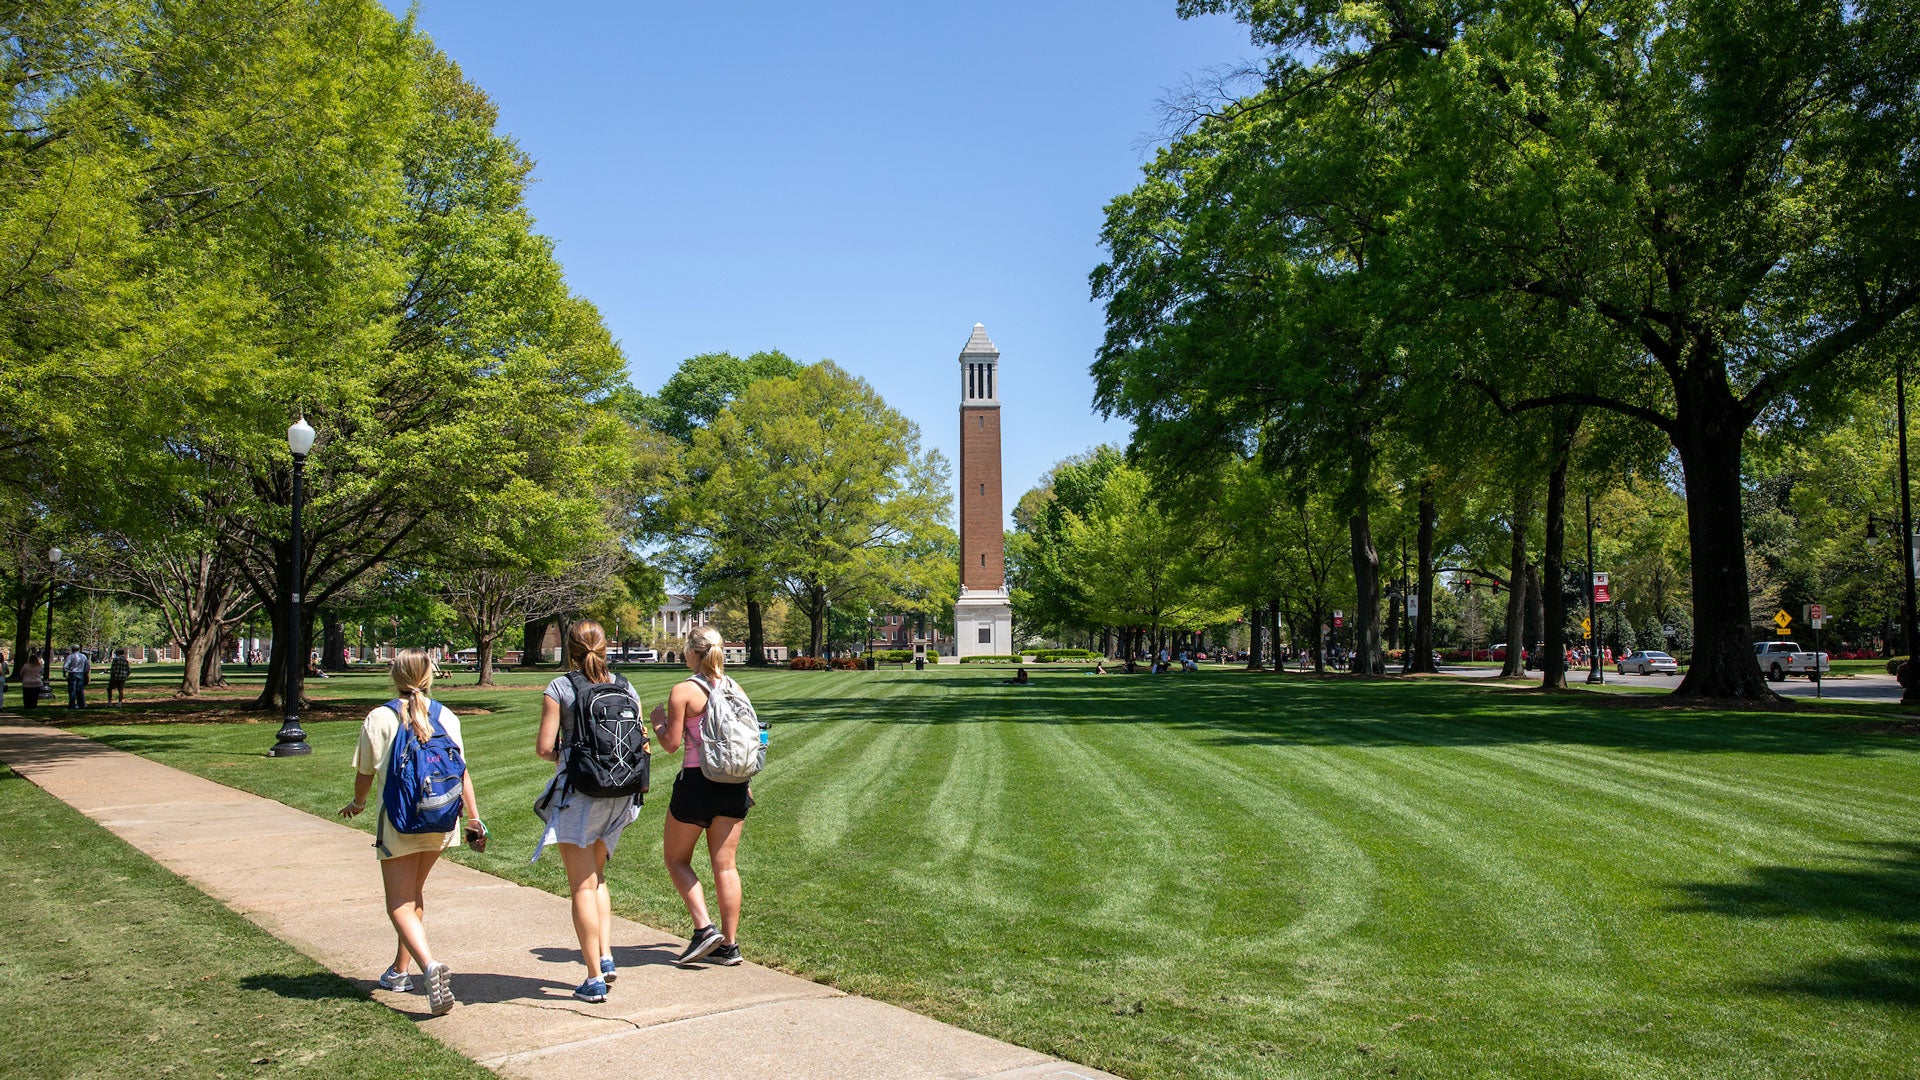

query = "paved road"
[[1444, 665, 1907, 703]]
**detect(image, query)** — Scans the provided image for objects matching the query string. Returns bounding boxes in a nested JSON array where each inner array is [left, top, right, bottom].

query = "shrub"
[[787, 655, 826, 670], [1031, 649, 1101, 663], [959, 655, 1022, 663], [872, 649, 913, 663], [830, 655, 863, 670]]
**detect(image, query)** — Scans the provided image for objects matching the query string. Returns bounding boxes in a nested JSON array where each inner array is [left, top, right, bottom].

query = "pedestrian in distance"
[[106, 648, 131, 705], [534, 620, 648, 1004], [0, 650, 9, 709], [651, 625, 760, 969], [19, 651, 44, 709], [339, 647, 482, 1016], [63, 646, 91, 709]]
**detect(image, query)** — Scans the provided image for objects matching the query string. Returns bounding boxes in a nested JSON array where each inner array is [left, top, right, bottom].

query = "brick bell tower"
[[954, 323, 1013, 657]]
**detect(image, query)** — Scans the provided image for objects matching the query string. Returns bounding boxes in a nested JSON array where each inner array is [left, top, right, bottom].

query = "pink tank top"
[[681, 677, 712, 769]]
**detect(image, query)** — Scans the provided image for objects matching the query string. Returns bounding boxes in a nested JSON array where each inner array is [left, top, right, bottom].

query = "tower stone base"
[[954, 588, 1014, 658]]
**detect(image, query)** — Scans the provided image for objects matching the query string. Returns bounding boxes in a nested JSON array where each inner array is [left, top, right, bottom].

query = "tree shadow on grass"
[[847, 674, 1906, 757], [1668, 842, 1920, 1005]]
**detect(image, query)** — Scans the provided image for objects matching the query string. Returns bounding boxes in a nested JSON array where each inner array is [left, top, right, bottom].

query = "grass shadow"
[[240, 971, 370, 1002], [1668, 842, 1920, 1005]]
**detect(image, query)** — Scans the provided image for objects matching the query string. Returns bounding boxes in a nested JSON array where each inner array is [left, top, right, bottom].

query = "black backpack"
[[552, 671, 650, 802]]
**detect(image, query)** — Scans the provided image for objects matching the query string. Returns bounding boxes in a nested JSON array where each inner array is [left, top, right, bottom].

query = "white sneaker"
[[425, 962, 455, 1015]]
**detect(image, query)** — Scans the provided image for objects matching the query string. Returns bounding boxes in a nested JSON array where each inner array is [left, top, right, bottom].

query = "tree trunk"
[[1406, 484, 1438, 673], [178, 630, 211, 698], [201, 631, 227, 688], [520, 616, 551, 667], [322, 611, 347, 670], [1247, 606, 1265, 670], [745, 597, 767, 666], [1500, 491, 1531, 677], [1671, 390, 1773, 698], [476, 631, 497, 688], [808, 586, 826, 657], [1541, 411, 1579, 690], [10, 583, 41, 681], [1346, 438, 1382, 675]]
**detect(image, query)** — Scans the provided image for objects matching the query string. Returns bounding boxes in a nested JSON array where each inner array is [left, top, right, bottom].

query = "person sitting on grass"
[[339, 648, 482, 1017], [1000, 667, 1031, 685], [1093, 660, 1108, 675]]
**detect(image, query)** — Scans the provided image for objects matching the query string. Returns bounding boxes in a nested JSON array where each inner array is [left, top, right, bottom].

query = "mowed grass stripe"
[[70, 668, 1920, 1080]]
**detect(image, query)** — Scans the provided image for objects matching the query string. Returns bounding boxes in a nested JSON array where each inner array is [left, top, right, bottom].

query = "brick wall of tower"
[[959, 405, 1004, 591]]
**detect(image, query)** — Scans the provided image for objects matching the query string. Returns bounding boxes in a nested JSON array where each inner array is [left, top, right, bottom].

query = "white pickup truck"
[[1754, 641, 1829, 682]]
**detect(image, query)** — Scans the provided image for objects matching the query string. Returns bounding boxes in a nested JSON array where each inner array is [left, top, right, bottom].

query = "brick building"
[[954, 324, 1012, 656]]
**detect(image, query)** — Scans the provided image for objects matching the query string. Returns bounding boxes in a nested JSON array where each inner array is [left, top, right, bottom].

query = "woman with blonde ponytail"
[[650, 625, 754, 968], [340, 648, 482, 1016], [535, 620, 646, 1003]]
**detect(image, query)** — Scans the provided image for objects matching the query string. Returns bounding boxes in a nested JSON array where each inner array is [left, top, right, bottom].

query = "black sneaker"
[[674, 925, 722, 967], [708, 942, 742, 966]]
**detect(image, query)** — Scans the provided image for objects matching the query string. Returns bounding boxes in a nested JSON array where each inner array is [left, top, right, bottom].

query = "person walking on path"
[[0, 651, 9, 709], [338, 648, 481, 1016], [63, 646, 90, 709], [105, 649, 131, 705], [651, 626, 754, 969], [19, 652, 44, 709], [533, 620, 646, 1004]]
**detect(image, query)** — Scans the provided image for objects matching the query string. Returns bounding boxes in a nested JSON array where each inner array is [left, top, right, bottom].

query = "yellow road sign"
[[1773, 608, 1792, 628], [1581, 616, 1592, 638]]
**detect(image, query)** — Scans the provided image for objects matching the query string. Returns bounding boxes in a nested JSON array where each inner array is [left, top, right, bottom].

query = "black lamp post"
[[1898, 358, 1919, 704], [270, 417, 315, 757], [44, 547, 60, 692], [1585, 494, 1604, 684]]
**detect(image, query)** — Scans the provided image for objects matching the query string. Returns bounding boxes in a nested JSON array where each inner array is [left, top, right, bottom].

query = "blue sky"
[[384, 2, 1251, 517]]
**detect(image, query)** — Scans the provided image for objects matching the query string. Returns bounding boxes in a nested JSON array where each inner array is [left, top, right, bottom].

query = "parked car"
[[1616, 650, 1679, 676], [1754, 641, 1828, 681], [1490, 643, 1528, 662]]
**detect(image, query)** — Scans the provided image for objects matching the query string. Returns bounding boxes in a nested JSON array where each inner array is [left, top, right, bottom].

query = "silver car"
[[1616, 650, 1679, 675]]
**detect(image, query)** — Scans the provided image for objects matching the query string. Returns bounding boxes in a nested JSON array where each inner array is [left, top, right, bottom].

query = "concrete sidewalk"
[[0, 720, 1120, 1080]]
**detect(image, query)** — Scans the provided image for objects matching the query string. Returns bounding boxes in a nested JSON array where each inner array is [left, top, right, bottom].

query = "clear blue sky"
[[384, 2, 1251, 517]]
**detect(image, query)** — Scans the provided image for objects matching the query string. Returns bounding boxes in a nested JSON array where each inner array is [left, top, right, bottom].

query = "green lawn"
[[0, 763, 492, 1080], [67, 666, 1920, 1080]]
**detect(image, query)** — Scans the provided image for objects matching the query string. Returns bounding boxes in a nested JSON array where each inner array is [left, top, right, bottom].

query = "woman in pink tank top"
[[650, 626, 753, 967]]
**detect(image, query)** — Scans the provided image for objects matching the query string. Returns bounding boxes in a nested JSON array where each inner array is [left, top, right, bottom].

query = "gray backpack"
[[690, 674, 765, 783]]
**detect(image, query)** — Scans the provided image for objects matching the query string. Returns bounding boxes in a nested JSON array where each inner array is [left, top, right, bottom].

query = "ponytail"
[[568, 620, 611, 683], [686, 625, 725, 682], [389, 648, 435, 739]]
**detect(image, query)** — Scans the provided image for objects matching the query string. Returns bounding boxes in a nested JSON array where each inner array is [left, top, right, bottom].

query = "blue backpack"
[[376, 699, 465, 854]]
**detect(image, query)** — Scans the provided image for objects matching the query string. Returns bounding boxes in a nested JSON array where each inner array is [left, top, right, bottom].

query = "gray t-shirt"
[[544, 672, 642, 743]]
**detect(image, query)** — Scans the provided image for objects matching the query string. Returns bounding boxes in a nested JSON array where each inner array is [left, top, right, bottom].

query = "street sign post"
[[1581, 616, 1592, 640], [1774, 609, 1793, 636]]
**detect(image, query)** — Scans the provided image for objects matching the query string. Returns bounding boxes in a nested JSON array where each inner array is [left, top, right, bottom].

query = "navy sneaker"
[[708, 942, 742, 966], [573, 977, 608, 1003], [600, 956, 618, 983], [674, 925, 722, 967]]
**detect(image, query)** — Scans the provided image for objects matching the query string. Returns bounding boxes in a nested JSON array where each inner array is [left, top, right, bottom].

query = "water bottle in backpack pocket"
[[378, 699, 466, 855]]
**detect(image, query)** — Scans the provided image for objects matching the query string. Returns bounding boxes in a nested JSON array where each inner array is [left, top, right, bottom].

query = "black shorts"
[[668, 767, 753, 829]]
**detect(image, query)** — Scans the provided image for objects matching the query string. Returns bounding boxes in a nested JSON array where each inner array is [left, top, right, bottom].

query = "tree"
[[681, 363, 952, 657], [1179, 0, 1920, 697]]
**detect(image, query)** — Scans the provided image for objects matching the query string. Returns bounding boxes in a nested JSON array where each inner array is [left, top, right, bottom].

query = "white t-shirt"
[[352, 700, 467, 856]]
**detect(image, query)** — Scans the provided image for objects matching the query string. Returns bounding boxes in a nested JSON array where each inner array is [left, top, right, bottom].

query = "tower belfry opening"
[[954, 323, 1012, 657]]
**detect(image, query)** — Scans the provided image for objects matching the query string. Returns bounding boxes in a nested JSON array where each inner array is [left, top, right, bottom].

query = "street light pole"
[[1586, 494, 1603, 684], [1898, 359, 1919, 705], [44, 547, 60, 694], [271, 417, 315, 757]]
